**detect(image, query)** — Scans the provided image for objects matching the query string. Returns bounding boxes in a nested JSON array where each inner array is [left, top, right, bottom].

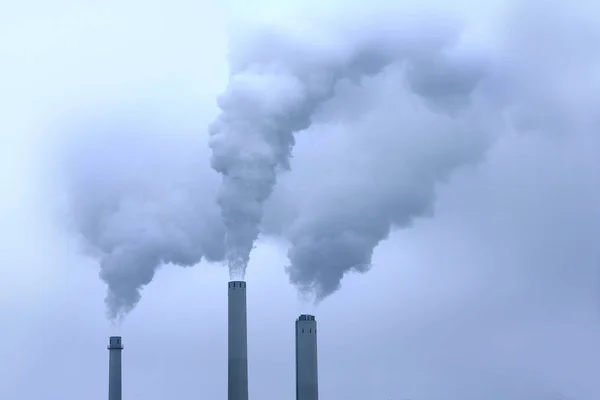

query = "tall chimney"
[[108, 336, 123, 400], [295, 314, 318, 400], [228, 281, 248, 400]]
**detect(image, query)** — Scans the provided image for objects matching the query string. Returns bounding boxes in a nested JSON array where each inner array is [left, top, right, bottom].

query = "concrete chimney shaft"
[[228, 281, 248, 400], [108, 336, 123, 400], [296, 315, 318, 400]]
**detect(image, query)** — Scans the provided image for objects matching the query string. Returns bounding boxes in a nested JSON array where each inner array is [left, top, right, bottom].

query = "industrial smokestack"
[[295, 314, 318, 400], [228, 281, 248, 400], [108, 336, 123, 400]]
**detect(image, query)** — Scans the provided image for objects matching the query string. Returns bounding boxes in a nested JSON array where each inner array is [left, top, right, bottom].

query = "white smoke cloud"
[[59, 106, 225, 319], [208, 10, 494, 280], [60, 0, 600, 326], [221, 0, 600, 300]]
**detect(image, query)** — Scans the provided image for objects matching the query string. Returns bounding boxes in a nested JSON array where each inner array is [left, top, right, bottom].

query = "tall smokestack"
[[295, 314, 318, 400], [228, 281, 248, 400], [108, 336, 123, 400]]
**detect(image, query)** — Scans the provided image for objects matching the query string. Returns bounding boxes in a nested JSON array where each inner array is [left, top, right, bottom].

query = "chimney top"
[[108, 336, 123, 350]]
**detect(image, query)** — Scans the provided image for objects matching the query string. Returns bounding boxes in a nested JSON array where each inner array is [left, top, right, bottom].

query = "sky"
[[1, 0, 599, 399]]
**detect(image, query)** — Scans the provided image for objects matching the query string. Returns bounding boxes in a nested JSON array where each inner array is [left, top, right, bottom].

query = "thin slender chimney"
[[228, 281, 248, 400], [108, 336, 123, 400], [295, 314, 318, 400]]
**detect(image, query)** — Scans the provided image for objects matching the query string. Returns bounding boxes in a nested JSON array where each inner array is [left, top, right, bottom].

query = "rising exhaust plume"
[[59, 0, 599, 320], [209, 12, 495, 281], [60, 108, 226, 319], [212, 0, 599, 299], [275, 0, 600, 300], [208, 13, 492, 279]]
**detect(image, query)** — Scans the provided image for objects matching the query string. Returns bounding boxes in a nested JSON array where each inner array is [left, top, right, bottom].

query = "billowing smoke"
[[209, 13, 493, 280], [212, 0, 599, 299], [61, 109, 225, 319], [60, 0, 600, 318], [281, 73, 498, 298]]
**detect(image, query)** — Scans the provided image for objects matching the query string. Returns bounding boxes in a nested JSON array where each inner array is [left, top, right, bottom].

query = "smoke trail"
[[61, 109, 225, 319], [208, 14, 473, 279], [58, 0, 599, 319], [258, 0, 600, 299], [284, 64, 497, 298]]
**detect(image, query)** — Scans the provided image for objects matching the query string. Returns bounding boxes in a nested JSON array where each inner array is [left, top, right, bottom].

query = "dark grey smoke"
[[61, 110, 225, 319], [208, 14, 492, 279]]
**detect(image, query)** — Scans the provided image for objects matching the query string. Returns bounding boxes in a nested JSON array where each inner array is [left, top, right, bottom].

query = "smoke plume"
[[213, 0, 599, 298], [60, 0, 600, 318], [209, 13, 493, 279], [61, 109, 225, 319]]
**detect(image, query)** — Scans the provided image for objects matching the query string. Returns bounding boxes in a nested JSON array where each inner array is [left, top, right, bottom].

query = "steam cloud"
[[210, 0, 598, 297], [209, 14, 493, 280], [61, 111, 225, 319], [61, 0, 599, 317]]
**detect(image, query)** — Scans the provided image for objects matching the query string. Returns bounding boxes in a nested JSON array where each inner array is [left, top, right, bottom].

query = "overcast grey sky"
[[1, 0, 599, 399]]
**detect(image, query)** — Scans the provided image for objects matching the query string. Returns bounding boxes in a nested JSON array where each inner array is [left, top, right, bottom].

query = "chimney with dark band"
[[295, 314, 318, 400], [108, 336, 123, 400], [228, 281, 248, 400]]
